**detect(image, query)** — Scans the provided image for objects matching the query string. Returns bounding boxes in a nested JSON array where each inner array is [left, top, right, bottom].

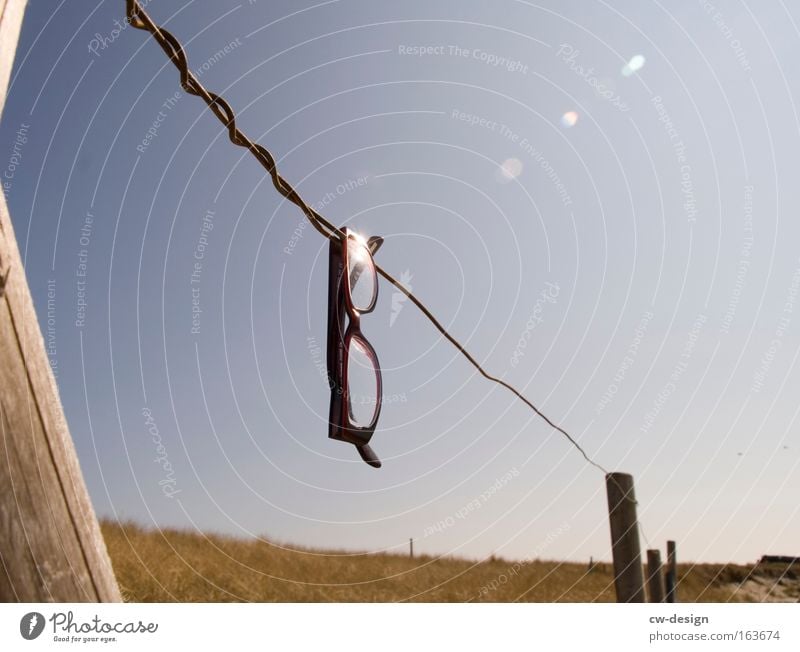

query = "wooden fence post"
[[605, 473, 646, 602], [665, 540, 678, 603], [646, 549, 665, 603], [0, 0, 121, 602], [409, 538, 414, 558]]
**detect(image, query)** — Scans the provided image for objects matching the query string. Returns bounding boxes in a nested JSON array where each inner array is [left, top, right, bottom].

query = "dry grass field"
[[101, 521, 799, 603]]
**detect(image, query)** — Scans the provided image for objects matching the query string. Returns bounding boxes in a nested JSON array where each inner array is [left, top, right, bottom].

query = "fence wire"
[[124, 0, 609, 474]]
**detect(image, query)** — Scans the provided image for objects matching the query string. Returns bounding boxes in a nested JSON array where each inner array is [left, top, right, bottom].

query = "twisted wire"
[[125, 0, 608, 474]]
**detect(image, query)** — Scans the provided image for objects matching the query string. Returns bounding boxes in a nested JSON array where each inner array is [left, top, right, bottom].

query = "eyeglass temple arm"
[[367, 236, 384, 255]]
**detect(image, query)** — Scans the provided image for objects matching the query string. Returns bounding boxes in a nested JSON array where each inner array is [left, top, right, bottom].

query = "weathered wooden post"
[[605, 473, 646, 602], [665, 540, 678, 603], [409, 538, 414, 558], [646, 549, 665, 602], [0, 0, 121, 602]]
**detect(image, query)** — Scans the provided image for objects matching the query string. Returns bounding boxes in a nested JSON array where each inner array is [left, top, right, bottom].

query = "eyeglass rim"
[[327, 229, 383, 468], [341, 328, 382, 433], [342, 228, 378, 316]]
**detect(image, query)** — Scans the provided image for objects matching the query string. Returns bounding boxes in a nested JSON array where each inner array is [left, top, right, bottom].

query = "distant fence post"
[[646, 549, 665, 603], [605, 473, 646, 602], [409, 538, 414, 558], [666, 540, 677, 603]]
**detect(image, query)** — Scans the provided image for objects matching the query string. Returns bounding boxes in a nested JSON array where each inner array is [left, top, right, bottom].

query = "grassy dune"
[[101, 521, 795, 603]]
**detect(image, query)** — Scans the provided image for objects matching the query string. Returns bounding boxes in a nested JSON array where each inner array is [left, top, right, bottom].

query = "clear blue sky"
[[1, 0, 799, 565]]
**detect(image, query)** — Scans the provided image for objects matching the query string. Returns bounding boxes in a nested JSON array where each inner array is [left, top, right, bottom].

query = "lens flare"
[[350, 231, 367, 246], [496, 157, 523, 183], [560, 111, 579, 128], [621, 54, 646, 77]]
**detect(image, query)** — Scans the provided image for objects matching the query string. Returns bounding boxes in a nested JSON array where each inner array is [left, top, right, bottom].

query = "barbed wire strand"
[[125, 0, 609, 475]]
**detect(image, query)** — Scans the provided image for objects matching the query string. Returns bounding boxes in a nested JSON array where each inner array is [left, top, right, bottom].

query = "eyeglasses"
[[327, 228, 384, 468]]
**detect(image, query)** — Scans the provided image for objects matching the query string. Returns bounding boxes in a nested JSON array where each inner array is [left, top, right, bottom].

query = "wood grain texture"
[[605, 473, 646, 603], [0, 0, 24, 120], [666, 540, 678, 603], [646, 549, 665, 603], [0, 0, 121, 602]]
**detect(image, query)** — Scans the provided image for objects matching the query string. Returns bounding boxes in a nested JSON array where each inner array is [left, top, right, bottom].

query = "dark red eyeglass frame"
[[327, 228, 384, 468]]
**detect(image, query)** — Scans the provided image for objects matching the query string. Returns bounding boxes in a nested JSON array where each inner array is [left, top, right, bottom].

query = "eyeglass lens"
[[346, 237, 377, 312], [346, 336, 379, 426]]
